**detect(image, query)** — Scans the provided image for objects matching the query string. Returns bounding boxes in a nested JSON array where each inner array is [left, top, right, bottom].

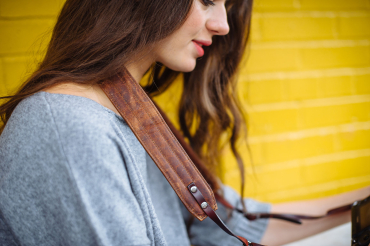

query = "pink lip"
[[193, 41, 204, 57], [193, 40, 212, 46], [192, 40, 212, 57]]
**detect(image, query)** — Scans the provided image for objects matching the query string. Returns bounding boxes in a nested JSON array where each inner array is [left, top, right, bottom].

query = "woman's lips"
[[192, 40, 211, 57], [193, 41, 204, 57]]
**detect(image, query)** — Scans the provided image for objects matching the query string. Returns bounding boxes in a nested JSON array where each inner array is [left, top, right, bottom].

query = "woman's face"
[[153, 0, 229, 72]]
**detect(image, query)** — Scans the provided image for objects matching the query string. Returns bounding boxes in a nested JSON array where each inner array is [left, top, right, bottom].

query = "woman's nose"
[[206, 5, 230, 36]]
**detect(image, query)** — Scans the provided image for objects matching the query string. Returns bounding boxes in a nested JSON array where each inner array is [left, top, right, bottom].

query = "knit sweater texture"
[[0, 92, 270, 246]]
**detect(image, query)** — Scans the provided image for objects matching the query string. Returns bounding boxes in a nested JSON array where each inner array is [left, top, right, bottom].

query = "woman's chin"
[[167, 60, 196, 73]]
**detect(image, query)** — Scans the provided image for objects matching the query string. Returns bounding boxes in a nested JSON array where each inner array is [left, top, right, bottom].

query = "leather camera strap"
[[99, 70, 262, 246], [154, 103, 353, 225]]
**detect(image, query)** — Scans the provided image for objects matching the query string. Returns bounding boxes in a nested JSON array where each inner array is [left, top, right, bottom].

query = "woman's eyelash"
[[202, 0, 215, 6]]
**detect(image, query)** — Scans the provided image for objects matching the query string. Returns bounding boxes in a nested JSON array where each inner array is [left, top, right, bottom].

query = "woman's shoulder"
[[11, 91, 121, 133], [0, 92, 154, 246], [0, 91, 129, 155], [0, 91, 143, 180]]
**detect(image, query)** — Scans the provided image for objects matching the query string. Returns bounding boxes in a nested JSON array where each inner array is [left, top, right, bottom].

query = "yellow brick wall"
[[0, 0, 63, 94], [224, 0, 370, 203], [1, 0, 370, 203]]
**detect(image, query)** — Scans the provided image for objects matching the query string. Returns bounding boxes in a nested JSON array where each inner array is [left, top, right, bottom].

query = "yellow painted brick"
[[245, 142, 265, 166], [219, 143, 256, 173], [348, 101, 370, 122], [0, 0, 63, 17], [335, 158, 370, 179], [300, 0, 369, 10], [220, 143, 264, 175], [251, 166, 303, 191], [153, 78, 182, 107], [223, 171, 267, 198], [227, 161, 370, 202], [257, 75, 357, 102], [339, 15, 370, 38], [222, 171, 241, 190], [301, 46, 370, 70], [243, 179, 262, 198], [2, 56, 34, 95], [220, 155, 239, 174], [354, 74, 370, 94], [224, 166, 304, 197], [266, 182, 369, 203], [339, 182, 370, 197], [245, 48, 300, 73], [304, 163, 340, 185], [250, 17, 262, 42], [260, 16, 336, 41], [263, 135, 335, 164], [0, 19, 53, 55], [0, 58, 5, 97], [244, 80, 283, 104], [287, 77, 318, 101], [251, 174, 370, 202], [316, 75, 352, 98], [304, 156, 370, 185], [336, 129, 370, 151], [253, 0, 296, 11], [248, 108, 299, 135], [302, 102, 370, 129]]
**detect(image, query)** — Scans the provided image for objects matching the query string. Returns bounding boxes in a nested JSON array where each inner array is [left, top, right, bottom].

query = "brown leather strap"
[[99, 70, 261, 245], [153, 102, 221, 192], [154, 102, 354, 225], [188, 183, 263, 246], [100, 71, 216, 221]]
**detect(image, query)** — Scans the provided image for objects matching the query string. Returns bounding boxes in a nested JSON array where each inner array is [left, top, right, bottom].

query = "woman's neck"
[[125, 50, 155, 82], [125, 62, 148, 83]]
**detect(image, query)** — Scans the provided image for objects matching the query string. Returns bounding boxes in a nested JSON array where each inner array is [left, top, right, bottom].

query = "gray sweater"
[[0, 92, 270, 246]]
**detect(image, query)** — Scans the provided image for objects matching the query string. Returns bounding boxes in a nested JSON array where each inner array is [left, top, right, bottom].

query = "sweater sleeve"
[[0, 93, 152, 246], [182, 186, 271, 246]]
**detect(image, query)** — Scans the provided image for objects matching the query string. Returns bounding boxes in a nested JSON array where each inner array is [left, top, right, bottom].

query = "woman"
[[0, 0, 368, 245]]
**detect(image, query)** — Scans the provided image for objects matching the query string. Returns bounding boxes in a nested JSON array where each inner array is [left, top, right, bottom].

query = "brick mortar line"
[[245, 94, 370, 112], [0, 16, 57, 21], [0, 53, 46, 59], [0, 58, 5, 93], [253, 10, 370, 18], [304, 149, 370, 166], [264, 175, 370, 201], [247, 121, 370, 144], [239, 148, 370, 174], [250, 39, 370, 49], [240, 67, 370, 81]]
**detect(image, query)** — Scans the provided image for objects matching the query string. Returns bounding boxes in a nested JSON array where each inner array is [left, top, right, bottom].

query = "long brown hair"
[[0, 0, 253, 195]]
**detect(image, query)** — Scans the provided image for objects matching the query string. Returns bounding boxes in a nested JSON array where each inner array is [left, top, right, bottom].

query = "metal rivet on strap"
[[190, 186, 197, 193], [201, 202, 208, 209]]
